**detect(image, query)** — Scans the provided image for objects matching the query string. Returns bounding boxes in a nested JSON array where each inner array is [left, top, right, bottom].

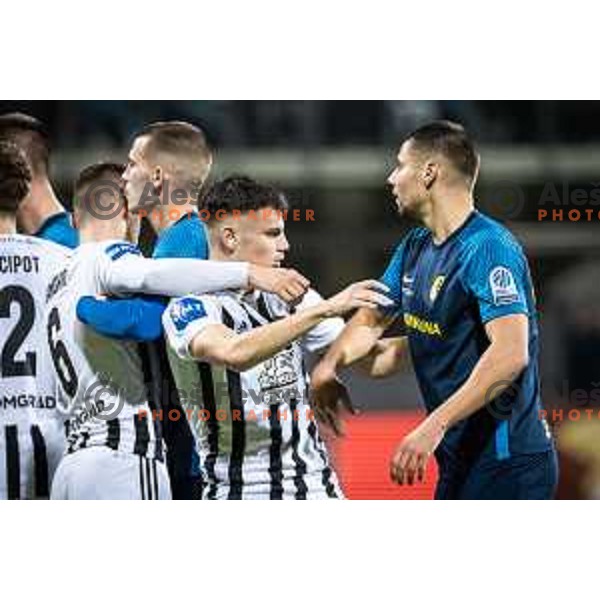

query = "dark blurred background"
[[3, 100, 599, 498]]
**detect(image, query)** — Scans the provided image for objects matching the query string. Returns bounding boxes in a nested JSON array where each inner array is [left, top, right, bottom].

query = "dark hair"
[[202, 175, 289, 221], [73, 162, 125, 220], [0, 141, 32, 213], [136, 120, 212, 190], [0, 112, 50, 176], [407, 120, 479, 183]]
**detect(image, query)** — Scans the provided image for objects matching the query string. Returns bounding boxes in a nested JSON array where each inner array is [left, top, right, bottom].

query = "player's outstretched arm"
[[390, 313, 529, 486], [100, 246, 310, 304], [168, 280, 392, 372], [310, 306, 398, 434], [359, 336, 411, 378]]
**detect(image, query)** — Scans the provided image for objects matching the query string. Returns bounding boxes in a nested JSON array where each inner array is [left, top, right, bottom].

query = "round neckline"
[[431, 209, 478, 248]]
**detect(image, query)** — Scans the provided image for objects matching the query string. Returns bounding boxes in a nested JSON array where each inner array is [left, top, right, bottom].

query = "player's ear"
[[221, 225, 239, 253], [73, 208, 82, 230], [422, 161, 438, 190], [151, 165, 164, 193]]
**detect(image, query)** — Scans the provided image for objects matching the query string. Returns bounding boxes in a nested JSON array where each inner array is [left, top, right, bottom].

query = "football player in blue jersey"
[[76, 122, 311, 498], [0, 112, 78, 248], [311, 121, 558, 500]]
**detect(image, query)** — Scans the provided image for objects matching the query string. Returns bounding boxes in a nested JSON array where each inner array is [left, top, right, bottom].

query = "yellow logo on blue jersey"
[[429, 275, 446, 303], [404, 312, 443, 337]]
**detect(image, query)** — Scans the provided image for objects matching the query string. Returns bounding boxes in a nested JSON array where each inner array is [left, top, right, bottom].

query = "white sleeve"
[[297, 289, 345, 353], [96, 242, 249, 297], [162, 295, 222, 360]]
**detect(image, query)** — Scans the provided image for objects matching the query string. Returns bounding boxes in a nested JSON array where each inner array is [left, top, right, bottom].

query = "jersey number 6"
[[47, 307, 79, 398]]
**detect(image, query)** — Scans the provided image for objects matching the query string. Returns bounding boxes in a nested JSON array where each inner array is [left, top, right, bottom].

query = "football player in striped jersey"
[[162, 176, 399, 499], [48, 165, 311, 499], [0, 141, 71, 499]]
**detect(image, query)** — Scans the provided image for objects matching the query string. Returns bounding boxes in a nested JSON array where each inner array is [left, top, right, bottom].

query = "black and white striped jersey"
[[163, 288, 346, 499], [45, 241, 164, 461], [0, 234, 71, 499]]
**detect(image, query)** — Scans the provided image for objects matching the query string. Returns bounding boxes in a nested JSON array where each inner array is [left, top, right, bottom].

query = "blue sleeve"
[[379, 240, 406, 315], [37, 213, 79, 249], [77, 295, 167, 341], [461, 238, 531, 324]]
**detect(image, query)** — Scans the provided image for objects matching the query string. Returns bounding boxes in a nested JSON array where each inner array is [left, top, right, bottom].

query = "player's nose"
[[279, 235, 290, 253]]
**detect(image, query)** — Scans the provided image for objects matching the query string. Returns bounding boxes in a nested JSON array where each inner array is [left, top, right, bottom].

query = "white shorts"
[[0, 420, 65, 500], [51, 446, 171, 500]]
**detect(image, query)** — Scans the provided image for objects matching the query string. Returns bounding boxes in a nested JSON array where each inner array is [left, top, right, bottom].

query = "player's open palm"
[[325, 280, 393, 317], [249, 265, 311, 304]]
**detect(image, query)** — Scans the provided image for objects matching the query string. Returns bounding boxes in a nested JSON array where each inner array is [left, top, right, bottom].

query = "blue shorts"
[[435, 449, 558, 500]]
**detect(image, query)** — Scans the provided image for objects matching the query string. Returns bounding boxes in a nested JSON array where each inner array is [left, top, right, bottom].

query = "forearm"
[[431, 344, 528, 430], [317, 309, 390, 375], [356, 336, 411, 378], [193, 304, 330, 371], [107, 258, 249, 297]]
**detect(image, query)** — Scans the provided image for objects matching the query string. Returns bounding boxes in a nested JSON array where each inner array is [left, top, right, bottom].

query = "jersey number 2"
[[0, 285, 37, 378]]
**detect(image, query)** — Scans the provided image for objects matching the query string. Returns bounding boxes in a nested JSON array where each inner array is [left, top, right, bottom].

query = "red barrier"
[[327, 411, 438, 499]]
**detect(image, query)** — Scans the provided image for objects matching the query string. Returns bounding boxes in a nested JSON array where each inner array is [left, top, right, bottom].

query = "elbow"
[[507, 348, 529, 378], [224, 357, 255, 373], [369, 366, 389, 379], [222, 343, 257, 372]]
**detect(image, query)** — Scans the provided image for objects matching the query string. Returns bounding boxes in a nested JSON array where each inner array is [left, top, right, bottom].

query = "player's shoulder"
[[103, 240, 142, 261], [153, 214, 207, 259], [165, 293, 221, 331], [79, 239, 141, 262], [1, 232, 72, 259], [392, 226, 431, 257], [37, 211, 79, 249], [460, 211, 524, 256]]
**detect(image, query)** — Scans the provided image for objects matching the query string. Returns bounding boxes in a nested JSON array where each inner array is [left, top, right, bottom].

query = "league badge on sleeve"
[[170, 297, 207, 332], [489, 266, 520, 305]]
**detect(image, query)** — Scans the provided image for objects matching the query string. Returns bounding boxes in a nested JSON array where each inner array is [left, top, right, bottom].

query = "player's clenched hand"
[[248, 265, 310, 304], [390, 416, 446, 485], [310, 364, 355, 437], [323, 280, 393, 317]]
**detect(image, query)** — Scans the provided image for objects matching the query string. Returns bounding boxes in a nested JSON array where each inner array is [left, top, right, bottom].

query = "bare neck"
[[0, 212, 17, 235], [78, 222, 125, 244], [17, 178, 64, 234], [422, 188, 475, 245]]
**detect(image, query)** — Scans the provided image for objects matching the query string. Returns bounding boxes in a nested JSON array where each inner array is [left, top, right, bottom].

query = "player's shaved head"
[[73, 162, 125, 223], [0, 112, 50, 178], [0, 141, 32, 214], [135, 121, 213, 191], [407, 120, 479, 185]]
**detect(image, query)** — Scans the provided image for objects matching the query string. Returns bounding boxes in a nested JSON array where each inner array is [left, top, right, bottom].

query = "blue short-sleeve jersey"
[[152, 212, 208, 259], [380, 210, 552, 466], [36, 212, 79, 248]]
